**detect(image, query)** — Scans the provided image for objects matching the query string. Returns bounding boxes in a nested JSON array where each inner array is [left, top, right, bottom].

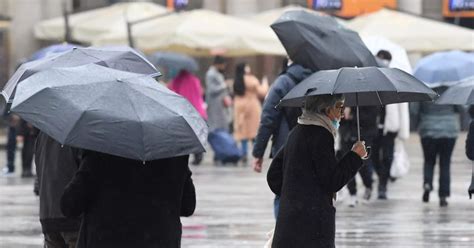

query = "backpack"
[[281, 73, 303, 130]]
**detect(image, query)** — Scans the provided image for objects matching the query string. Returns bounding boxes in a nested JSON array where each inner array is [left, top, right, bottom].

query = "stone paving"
[[0, 133, 473, 247]]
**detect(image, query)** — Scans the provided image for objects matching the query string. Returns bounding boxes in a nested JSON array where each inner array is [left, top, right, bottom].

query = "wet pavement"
[[0, 133, 473, 247]]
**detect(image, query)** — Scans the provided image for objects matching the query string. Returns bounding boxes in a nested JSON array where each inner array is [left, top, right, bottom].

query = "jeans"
[[347, 159, 373, 195], [421, 137, 456, 197], [241, 139, 249, 157], [21, 135, 36, 175], [6, 126, 17, 172], [372, 131, 397, 191]]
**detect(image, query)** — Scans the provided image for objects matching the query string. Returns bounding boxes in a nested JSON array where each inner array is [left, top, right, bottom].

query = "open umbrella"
[[435, 77, 474, 105], [279, 67, 437, 140], [361, 36, 412, 73], [414, 50, 474, 88], [270, 10, 377, 71], [29, 43, 80, 61], [148, 52, 199, 73], [11, 64, 207, 161], [1, 46, 159, 104]]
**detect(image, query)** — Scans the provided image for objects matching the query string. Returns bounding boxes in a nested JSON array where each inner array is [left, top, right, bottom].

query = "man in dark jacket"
[[61, 151, 196, 248], [252, 62, 312, 217], [35, 131, 82, 247]]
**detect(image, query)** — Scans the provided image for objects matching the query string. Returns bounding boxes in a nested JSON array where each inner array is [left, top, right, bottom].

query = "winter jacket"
[[169, 71, 207, 120], [252, 64, 312, 158], [205, 66, 230, 131], [61, 151, 196, 248], [267, 125, 362, 247], [35, 131, 82, 233]]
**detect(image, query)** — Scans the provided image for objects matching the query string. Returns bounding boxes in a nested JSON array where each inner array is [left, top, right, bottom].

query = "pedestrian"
[[35, 131, 82, 248], [232, 63, 268, 164], [60, 151, 196, 248], [2, 113, 19, 176], [411, 87, 462, 207], [18, 119, 38, 178], [465, 105, 474, 199], [372, 50, 411, 200], [168, 69, 207, 165], [205, 56, 231, 133], [252, 60, 312, 218], [267, 94, 367, 247], [338, 105, 379, 206]]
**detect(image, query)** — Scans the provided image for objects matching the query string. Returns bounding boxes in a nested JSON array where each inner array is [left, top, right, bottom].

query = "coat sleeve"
[[267, 147, 285, 196], [312, 135, 363, 193], [180, 164, 196, 217], [206, 73, 227, 98], [466, 122, 474, 161], [60, 152, 100, 217], [252, 77, 290, 158]]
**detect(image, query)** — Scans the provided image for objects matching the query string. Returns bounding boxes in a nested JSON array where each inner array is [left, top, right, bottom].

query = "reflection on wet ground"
[[1, 134, 473, 247]]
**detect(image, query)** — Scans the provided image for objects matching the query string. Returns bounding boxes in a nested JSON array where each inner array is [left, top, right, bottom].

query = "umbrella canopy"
[[279, 67, 437, 107], [414, 50, 474, 88], [250, 5, 347, 26], [347, 9, 474, 52], [93, 9, 286, 57], [361, 36, 412, 73], [1, 46, 159, 104], [271, 10, 377, 71], [34, 2, 168, 43], [11, 64, 207, 161], [29, 43, 80, 61], [148, 52, 199, 73], [435, 78, 474, 105]]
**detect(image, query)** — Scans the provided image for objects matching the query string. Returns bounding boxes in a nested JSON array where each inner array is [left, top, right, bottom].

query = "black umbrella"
[[1, 46, 159, 105], [11, 64, 207, 161], [148, 52, 199, 73], [279, 67, 437, 140], [271, 10, 377, 71]]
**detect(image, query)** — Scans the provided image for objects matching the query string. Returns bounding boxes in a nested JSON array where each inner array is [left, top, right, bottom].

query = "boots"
[[440, 197, 448, 207], [422, 183, 431, 203]]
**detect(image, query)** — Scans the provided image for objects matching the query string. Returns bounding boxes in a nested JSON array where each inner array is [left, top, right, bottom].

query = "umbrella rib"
[[375, 90, 383, 105], [123, 85, 146, 161], [331, 69, 344, 94]]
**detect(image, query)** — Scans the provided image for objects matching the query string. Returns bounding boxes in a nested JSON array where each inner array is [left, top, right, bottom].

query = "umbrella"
[[361, 36, 412, 73], [270, 10, 377, 71], [148, 52, 199, 73], [1, 46, 159, 104], [278, 67, 437, 140], [29, 43, 80, 61], [435, 78, 474, 105], [414, 50, 474, 88], [11, 64, 207, 161]]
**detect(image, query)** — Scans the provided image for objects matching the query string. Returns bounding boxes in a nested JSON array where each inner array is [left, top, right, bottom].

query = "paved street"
[[0, 133, 473, 247]]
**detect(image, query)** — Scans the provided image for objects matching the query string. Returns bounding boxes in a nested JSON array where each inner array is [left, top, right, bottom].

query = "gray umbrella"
[[11, 64, 207, 161], [1, 46, 159, 105], [435, 77, 474, 105], [271, 10, 377, 71], [279, 67, 437, 140], [148, 52, 199, 73]]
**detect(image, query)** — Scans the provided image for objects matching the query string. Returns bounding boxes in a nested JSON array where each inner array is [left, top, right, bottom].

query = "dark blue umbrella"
[[414, 50, 474, 88], [148, 52, 199, 73], [29, 43, 80, 61]]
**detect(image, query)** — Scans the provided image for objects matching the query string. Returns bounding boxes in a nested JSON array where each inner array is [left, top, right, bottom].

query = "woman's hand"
[[352, 141, 367, 158]]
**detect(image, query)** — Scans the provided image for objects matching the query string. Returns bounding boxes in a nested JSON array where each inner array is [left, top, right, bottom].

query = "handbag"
[[390, 138, 410, 178]]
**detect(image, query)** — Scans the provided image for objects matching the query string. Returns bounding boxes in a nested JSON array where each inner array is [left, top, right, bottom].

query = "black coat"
[[466, 121, 474, 160], [267, 125, 362, 248], [61, 151, 196, 248], [35, 132, 82, 233]]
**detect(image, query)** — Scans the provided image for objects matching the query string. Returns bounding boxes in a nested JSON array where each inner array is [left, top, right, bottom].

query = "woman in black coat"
[[267, 94, 367, 248], [466, 106, 474, 199], [60, 151, 196, 248]]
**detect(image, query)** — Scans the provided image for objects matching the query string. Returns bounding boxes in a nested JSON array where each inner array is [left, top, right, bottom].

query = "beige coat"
[[233, 75, 268, 141]]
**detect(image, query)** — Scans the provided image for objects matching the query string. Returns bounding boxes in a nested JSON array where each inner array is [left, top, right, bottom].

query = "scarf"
[[297, 110, 337, 138]]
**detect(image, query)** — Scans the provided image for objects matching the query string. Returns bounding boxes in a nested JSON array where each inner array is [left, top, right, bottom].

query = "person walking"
[[252, 60, 312, 217], [232, 63, 268, 164], [35, 131, 82, 248], [205, 56, 231, 133], [267, 94, 367, 247], [465, 105, 474, 199], [2, 113, 19, 176], [338, 106, 378, 206], [61, 151, 196, 248], [168, 70, 207, 165], [412, 87, 462, 207], [18, 119, 38, 178]]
